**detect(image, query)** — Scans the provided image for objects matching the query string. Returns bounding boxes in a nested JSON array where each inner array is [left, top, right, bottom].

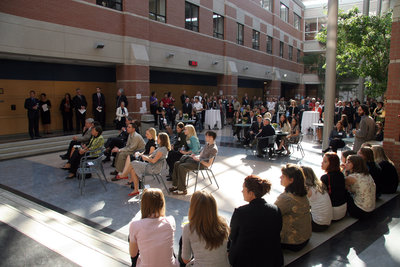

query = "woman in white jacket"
[[116, 102, 128, 129]]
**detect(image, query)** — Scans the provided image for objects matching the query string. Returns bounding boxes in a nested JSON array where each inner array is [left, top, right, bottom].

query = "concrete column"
[[383, 0, 400, 173], [217, 74, 238, 98], [116, 65, 150, 120], [322, 0, 338, 151]]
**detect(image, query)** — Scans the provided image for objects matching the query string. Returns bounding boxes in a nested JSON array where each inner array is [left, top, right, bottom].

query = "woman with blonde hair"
[[182, 124, 201, 155], [129, 188, 178, 267], [180, 191, 230, 267], [121, 132, 171, 196], [302, 166, 333, 232], [371, 145, 398, 193]]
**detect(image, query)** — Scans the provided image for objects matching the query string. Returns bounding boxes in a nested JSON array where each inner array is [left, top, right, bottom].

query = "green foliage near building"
[[315, 7, 392, 98]]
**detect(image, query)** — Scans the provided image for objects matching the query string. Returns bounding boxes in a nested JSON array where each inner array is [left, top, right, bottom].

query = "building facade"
[[0, 0, 305, 135]]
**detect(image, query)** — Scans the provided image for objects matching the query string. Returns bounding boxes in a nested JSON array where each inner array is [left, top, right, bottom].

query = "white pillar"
[[322, 0, 339, 151]]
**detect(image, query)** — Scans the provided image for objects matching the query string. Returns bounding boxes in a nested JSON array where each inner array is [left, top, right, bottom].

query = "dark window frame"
[[96, 0, 123, 11], [297, 49, 301, 63], [237, 23, 244, 45], [185, 1, 199, 32], [252, 30, 260, 50], [289, 45, 293, 60], [266, 36, 273, 54], [213, 13, 224, 39], [279, 41, 284, 58], [149, 0, 166, 23]]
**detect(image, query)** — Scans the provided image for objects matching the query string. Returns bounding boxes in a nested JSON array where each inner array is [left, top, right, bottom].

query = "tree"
[[315, 7, 392, 98]]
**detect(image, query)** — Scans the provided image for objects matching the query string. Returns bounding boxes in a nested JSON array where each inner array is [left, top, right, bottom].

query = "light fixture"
[[166, 52, 175, 58], [212, 60, 219, 65], [94, 42, 105, 49], [283, 73, 288, 78], [243, 66, 249, 70]]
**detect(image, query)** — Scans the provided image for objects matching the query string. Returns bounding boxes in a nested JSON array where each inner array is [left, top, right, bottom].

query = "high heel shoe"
[[128, 191, 140, 197]]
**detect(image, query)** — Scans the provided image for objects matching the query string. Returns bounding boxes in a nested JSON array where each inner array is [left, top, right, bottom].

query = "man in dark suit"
[[116, 88, 128, 109], [182, 97, 192, 118], [256, 118, 276, 157], [180, 90, 188, 105], [244, 115, 263, 146], [24, 90, 40, 139], [92, 87, 106, 128], [72, 88, 87, 133]]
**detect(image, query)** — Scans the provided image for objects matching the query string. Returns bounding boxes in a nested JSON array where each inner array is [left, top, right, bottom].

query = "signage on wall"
[[136, 94, 141, 99], [189, 60, 198, 67]]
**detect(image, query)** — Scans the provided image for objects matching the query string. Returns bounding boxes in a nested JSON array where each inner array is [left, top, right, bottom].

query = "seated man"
[[110, 122, 146, 179], [169, 131, 218, 195], [103, 116, 133, 162], [244, 115, 263, 146], [166, 122, 188, 180], [60, 118, 94, 160], [256, 118, 275, 158]]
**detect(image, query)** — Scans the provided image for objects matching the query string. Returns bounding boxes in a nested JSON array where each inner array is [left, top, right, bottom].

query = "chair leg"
[[100, 165, 108, 183], [194, 171, 199, 193], [201, 170, 206, 180], [97, 170, 107, 192], [211, 170, 219, 189], [155, 174, 170, 195], [205, 170, 212, 184]]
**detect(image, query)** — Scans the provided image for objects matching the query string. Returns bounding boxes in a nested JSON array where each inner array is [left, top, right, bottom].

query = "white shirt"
[[193, 102, 203, 113], [308, 187, 333, 226]]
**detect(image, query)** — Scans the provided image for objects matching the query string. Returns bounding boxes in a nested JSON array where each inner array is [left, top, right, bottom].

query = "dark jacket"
[[182, 102, 192, 116], [72, 95, 87, 111], [228, 198, 283, 267], [249, 121, 263, 135], [24, 97, 40, 118], [378, 160, 399, 194], [258, 124, 275, 138], [116, 94, 128, 109], [321, 171, 347, 207], [92, 93, 106, 112], [173, 131, 188, 151]]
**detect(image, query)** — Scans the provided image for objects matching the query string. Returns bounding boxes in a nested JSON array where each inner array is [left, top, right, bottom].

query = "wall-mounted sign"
[[189, 60, 198, 67], [136, 94, 141, 99]]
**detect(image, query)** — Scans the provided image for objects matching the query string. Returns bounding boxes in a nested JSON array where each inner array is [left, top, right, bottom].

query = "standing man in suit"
[[180, 90, 188, 105], [92, 87, 106, 128], [73, 88, 87, 133], [24, 90, 41, 139], [353, 105, 376, 152], [182, 97, 192, 118], [116, 88, 128, 110]]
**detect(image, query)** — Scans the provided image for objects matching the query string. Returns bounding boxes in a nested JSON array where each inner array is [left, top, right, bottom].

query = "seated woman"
[[175, 109, 184, 122], [371, 145, 399, 194], [275, 164, 311, 251], [132, 127, 157, 162], [277, 117, 300, 155], [302, 166, 333, 232], [340, 150, 356, 175], [120, 132, 171, 196], [129, 188, 178, 267], [323, 121, 347, 153], [358, 147, 382, 198], [321, 152, 347, 220], [180, 191, 230, 267], [276, 114, 291, 149], [229, 175, 283, 267], [232, 111, 243, 141], [64, 125, 104, 179], [344, 155, 376, 219], [166, 122, 188, 179]]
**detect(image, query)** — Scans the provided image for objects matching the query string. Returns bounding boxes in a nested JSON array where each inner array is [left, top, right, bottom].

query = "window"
[[252, 30, 260, 50], [185, 2, 199, 32], [213, 13, 224, 39], [149, 0, 166, 23], [96, 0, 122, 11], [237, 23, 244, 45], [266, 36, 273, 54], [294, 13, 301, 30], [297, 49, 301, 63], [261, 0, 272, 12], [280, 3, 289, 22], [279, 41, 284, 58], [289, 45, 293, 60], [305, 17, 326, 40]]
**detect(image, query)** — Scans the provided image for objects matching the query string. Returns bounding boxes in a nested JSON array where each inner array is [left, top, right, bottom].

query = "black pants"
[[167, 150, 184, 175], [75, 111, 86, 133], [66, 140, 81, 159], [329, 139, 345, 152], [62, 112, 73, 132], [104, 137, 125, 157], [346, 192, 373, 219], [28, 113, 40, 138], [94, 110, 105, 128], [281, 239, 309, 252], [257, 139, 273, 156]]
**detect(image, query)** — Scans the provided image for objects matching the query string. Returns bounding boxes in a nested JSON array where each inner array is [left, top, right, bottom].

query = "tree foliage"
[[315, 7, 392, 98]]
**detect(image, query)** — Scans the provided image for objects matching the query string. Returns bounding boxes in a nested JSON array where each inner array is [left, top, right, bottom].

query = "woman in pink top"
[[129, 188, 178, 267]]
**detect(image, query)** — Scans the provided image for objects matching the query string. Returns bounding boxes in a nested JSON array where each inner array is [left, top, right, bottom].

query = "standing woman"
[[275, 164, 311, 251], [39, 93, 52, 134], [60, 93, 73, 133], [180, 191, 230, 267], [115, 101, 128, 130], [344, 155, 376, 219], [321, 152, 347, 220], [229, 175, 283, 267], [287, 100, 299, 123], [302, 166, 333, 232], [371, 145, 399, 194], [129, 188, 178, 267]]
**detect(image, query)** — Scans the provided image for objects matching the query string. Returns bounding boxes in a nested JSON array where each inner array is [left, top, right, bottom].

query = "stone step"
[[0, 130, 119, 161]]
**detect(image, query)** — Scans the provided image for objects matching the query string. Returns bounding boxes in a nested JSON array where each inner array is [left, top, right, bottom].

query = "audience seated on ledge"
[[275, 164, 311, 252], [358, 147, 383, 199], [180, 191, 230, 267], [228, 175, 283, 267]]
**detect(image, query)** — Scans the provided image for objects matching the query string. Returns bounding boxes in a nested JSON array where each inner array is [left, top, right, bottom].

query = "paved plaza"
[[0, 127, 399, 266]]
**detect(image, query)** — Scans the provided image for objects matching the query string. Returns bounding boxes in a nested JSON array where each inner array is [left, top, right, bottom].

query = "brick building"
[[0, 0, 305, 136]]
